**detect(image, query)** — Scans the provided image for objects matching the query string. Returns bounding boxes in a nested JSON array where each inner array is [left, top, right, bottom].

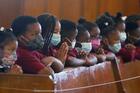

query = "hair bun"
[[104, 12, 111, 17], [116, 12, 123, 19], [78, 17, 87, 24]]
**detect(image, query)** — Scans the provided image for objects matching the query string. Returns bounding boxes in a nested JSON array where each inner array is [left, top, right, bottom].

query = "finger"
[[64, 47, 68, 55], [63, 38, 72, 46]]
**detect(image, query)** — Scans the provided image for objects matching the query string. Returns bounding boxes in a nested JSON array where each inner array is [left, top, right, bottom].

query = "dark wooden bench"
[[0, 61, 140, 93]]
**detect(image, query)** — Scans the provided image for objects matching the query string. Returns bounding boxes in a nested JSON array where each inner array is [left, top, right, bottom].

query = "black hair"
[[60, 19, 77, 40], [125, 14, 140, 23], [76, 24, 87, 41], [102, 26, 117, 38], [125, 22, 139, 34], [113, 12, 124, 26], [37, 13, 57, 53], [0, 29, 17, 49], [96, 13, 115, 36], [11, 16, 38, 37], [78, 17, 98, 32]]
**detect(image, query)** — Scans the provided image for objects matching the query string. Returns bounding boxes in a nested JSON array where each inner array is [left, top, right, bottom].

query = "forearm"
[[38, 67, 54, 76], [42, 56, 64, 73], [51, 59, 64, 73], [66, 56, 85, 67]]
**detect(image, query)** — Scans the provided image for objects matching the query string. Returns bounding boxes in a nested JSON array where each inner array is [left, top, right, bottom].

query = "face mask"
[[91, 39, 101, 50], [1, 51, 17, 66], [80, 42, 92, 53], [120, 32, 127, 42], [51, 33, 61, 46], [108, 42, 121, 53], [26, 34, 44, 50], [70, 41, 76, 49]]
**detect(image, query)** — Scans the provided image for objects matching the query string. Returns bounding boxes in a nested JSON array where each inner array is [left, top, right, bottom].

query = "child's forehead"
[[5, 41, 18, 49], [91, 28, 100, 34], [26, 23, 41, 32], [69, 29, 78, 35], [108, 30, 120, 37], [6, 40, 17, 45]]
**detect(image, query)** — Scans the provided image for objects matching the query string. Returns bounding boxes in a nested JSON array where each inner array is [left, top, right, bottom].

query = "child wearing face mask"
[[59, 20, 96, 67], [78, 18, 107, 62], [78, 18, 101, 52], [113, 13, 127, 43], [117, 22, 140, 63], [75, 25, 98, 66], [11, 16, 64, 75], [0, 30, 22, 74], [37, 13, 68, 65], [89, 26, 121, 61], [95, 13, 121, 62], [102, 26, 121, 52]]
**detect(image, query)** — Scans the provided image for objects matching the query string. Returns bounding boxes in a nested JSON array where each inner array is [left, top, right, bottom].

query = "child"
[[101, 26, 121, 54], [97, 26, 121, 61], [11, 16, 64, 75], [95, 13, 119, 61], [76, 24, 98, 65], [60, 19, 96, 67], [96, 12, 115, 35], [113, 13, 126, 43], [78, 18, 101, 52], [117, 22, 140, 63], [0, 30, 22, 74], [37, 13, 68, 64], [125, 14, 140, 27], [78, 18, 107, 62]]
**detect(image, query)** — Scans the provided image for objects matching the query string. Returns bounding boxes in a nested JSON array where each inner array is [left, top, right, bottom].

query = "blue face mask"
[[51, 33, 61, 46], [120, 32, 127, 42], [108, 42, 121, 53], [80, 42, 92, 53], [26, 34, 44, 50]]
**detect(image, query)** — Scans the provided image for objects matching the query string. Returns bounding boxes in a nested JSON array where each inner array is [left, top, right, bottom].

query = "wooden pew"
[[119, 61, 140, 93], [0, 62, 118, 93], [0, 74, 54, 93], [54, 62, 118, 93], [1, 61, 140, 93]]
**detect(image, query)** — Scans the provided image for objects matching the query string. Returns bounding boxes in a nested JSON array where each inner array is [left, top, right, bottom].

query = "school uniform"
[[117, 47, 140, 63], [16, 47, 45, 74]]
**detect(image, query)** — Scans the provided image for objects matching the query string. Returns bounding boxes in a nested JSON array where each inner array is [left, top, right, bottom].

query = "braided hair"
[[37, 13, 58, 54]]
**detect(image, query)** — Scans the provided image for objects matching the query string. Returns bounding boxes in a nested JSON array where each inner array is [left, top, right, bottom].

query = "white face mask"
[[1, 51, 17, 66], [120, 32, 127, 42], [51, 33, 61, 46], [108, 42, 121, 53], [71, 41, 76, 48], [80, 42, 92, 53]]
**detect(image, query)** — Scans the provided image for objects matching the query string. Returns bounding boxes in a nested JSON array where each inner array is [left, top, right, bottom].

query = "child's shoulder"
[[17, 47, 43, 58]]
